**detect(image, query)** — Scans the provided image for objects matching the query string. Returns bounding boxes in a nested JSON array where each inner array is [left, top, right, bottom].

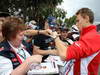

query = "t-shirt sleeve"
[[66, 41, 94, 61], [0, 56, 13, 75]]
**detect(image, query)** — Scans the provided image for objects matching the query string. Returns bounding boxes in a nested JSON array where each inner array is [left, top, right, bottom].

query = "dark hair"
[[0, 12, 10, 17], [76, 8, 94, 23], [2, 16, 26, 40], [96, 24, 100, 32], [61, 28, 69, 32]]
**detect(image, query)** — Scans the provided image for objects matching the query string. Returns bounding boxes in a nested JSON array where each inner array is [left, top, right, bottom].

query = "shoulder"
[[0, 40, 9, 47], [0, 41, 13, 58], [0, 40, 11, 51], [0, 42, 6, 52], [0, 56, 12, 63]]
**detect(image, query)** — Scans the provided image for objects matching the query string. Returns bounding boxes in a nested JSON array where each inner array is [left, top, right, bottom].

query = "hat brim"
[[0, 12, 10, 17]]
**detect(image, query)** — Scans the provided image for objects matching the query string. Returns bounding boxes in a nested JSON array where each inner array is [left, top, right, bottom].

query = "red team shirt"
[[66, 25, 100, 75]]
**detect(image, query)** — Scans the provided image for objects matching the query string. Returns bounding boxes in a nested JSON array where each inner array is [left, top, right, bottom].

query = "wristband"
[[37, 30, 40, 35]]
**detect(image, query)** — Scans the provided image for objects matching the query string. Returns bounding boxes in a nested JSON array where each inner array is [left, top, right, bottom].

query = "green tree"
[[0, 0, 64, 22], [64, 15, 76, 28], [51, 8, 67, 25]]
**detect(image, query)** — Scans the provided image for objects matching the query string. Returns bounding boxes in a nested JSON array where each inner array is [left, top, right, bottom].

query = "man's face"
[[76, 14, 87, 31]]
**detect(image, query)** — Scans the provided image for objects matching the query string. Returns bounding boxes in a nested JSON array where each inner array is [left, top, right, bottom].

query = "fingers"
[[49, 31, 60, 38], [47, 29, 52, 34]]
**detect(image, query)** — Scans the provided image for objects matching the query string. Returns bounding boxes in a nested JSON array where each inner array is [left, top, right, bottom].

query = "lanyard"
[[8, 41, 27, 60], [17, 49, 26, 60]]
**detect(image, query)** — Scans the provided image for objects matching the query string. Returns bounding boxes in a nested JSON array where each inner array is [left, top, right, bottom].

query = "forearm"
[[11, 60, 31, 75], [55, 37, 68, 61], [37, 49, 58, 56], [49, 50, 58, 55], [44, 49, 58, 55], [24, 30, 47, 36], [24, 30, 38, 36]]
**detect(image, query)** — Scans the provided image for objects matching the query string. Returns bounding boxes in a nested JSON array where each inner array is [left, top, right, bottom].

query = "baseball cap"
[[0, 12, 10, 17]]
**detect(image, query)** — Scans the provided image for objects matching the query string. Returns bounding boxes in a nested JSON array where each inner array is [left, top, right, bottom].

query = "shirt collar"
[[80, 25, 96, 36], [8, 41, 24, 53]]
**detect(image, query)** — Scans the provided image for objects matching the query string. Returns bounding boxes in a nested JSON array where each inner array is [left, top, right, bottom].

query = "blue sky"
[[58, 0, 100, 22]]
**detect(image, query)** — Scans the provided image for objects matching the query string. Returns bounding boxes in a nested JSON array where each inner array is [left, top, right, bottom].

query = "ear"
[[85, 15, 89, 23]]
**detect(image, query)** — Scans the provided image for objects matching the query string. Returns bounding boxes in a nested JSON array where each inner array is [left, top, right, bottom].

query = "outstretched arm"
[[33, 46, 58, 56], [24, 29, 51, 36]]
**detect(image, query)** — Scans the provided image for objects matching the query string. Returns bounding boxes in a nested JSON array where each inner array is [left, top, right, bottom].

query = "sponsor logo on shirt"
[[0, 47, 4, 51]]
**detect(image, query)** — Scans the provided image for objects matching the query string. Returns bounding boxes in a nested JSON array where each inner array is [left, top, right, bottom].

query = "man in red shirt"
[[50, 8, 100, 75]]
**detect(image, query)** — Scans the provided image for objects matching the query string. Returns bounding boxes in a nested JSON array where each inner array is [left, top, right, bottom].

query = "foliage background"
[[0, 0, 76, 28]]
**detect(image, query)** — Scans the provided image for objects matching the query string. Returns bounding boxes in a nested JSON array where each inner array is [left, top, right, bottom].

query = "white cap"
[[28, 20, 37, 29]]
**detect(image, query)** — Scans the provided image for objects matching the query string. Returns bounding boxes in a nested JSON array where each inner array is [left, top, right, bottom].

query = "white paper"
[[27, 62, 59, 75], [45, 55, 65, 66]]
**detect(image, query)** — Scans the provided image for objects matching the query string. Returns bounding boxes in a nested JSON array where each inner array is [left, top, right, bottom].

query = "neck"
[[83, 22, 92, 28], [9, 40, 20, 48], [0, 38, 4, 42]]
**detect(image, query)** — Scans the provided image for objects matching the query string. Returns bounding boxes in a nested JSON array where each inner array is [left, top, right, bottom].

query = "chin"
[[17, 41, 22, 44]]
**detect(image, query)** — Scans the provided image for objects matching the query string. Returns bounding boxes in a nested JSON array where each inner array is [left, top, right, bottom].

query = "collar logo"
[[0, 47, 4, 51]]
